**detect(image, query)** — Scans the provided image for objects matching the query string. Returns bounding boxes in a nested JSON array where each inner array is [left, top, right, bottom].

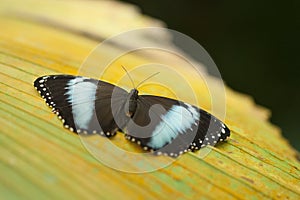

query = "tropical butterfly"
[[34, 71, 230, 157]]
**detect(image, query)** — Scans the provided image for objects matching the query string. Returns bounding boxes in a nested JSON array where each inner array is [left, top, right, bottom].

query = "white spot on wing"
[[147, 104, 199, 149], [221, 128, 226, 134], [65, 77, 97, 130]]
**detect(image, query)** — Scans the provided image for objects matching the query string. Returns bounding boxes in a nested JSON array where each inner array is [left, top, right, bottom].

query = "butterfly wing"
[[125, 95, 230, 157], [34, 75, 130, 136]]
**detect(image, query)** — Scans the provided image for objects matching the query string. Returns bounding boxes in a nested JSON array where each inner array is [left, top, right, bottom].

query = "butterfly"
[[34, 72, 230, 157]]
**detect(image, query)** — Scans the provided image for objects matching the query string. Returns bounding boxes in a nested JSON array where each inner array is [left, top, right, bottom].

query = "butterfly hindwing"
[[125, 95, 230, 157], [34, 75, 129, 136]]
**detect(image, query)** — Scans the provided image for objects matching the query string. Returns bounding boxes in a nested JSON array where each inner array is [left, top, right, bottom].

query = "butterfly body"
[[125, 89, 139, 117], [34, 75, 230, 157]]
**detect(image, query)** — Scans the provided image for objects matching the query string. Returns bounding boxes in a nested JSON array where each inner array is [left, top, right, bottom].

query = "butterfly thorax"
[[125, 89, 139, 117]]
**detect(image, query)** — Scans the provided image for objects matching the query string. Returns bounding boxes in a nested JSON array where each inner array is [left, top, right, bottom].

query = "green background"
[[123, 0, 300, 151]]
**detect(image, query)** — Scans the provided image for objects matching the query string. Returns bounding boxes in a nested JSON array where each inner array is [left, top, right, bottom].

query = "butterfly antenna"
[[136, 72, 160, 88], [121, 65, 136, 88]]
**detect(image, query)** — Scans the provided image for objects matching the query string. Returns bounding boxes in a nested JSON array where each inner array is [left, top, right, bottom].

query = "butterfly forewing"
[[34, 75, 129, 136], [125, 95, 230, 157]]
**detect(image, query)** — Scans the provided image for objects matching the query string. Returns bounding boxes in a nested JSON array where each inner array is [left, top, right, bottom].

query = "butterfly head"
[[125, 89, 139, 117]]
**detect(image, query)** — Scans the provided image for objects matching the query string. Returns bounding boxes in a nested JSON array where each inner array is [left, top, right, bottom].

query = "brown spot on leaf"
[[240, 176, 255, 184]]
